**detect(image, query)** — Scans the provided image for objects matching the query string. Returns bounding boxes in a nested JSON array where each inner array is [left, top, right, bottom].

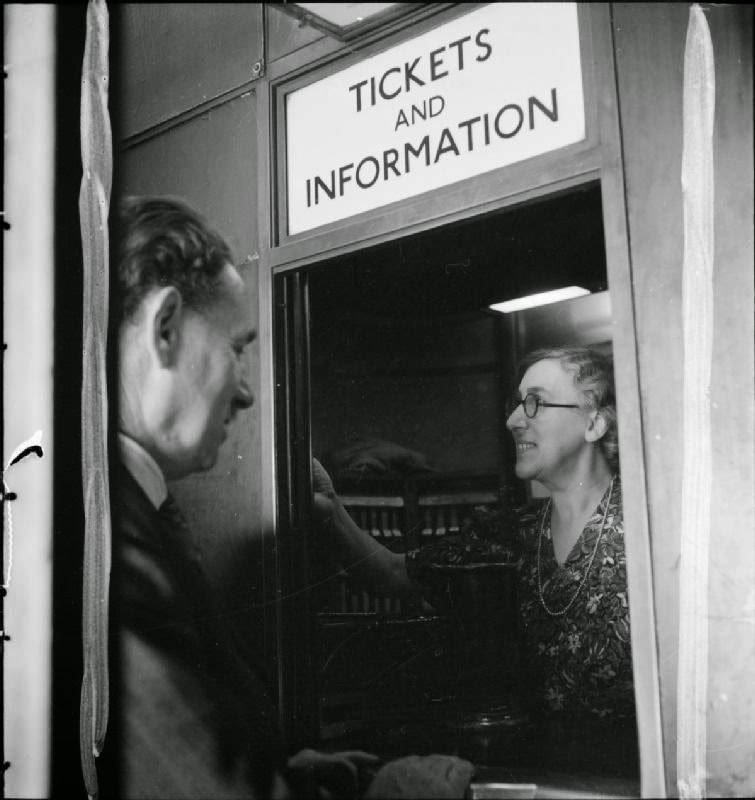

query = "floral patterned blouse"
[[517, 474, 635, 719]]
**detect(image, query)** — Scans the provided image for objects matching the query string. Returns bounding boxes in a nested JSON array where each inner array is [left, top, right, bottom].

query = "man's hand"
[[312, 457, 338, 526], [310, 456, 412, 596], [287, 747, 381, 799], [364, 754, 475, 799], [312, 457, 336, 498]]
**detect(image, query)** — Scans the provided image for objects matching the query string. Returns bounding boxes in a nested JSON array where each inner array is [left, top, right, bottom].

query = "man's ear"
[[585, 409, 608, 443], [151, 287, 183, 367]]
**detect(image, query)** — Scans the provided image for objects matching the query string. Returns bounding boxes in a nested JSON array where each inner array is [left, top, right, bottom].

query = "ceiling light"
[[489, 286, 590, 314], [284, 3, 414, 41]]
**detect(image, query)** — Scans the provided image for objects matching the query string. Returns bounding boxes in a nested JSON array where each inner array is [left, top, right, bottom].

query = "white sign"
[[286, 3, 584, 235]]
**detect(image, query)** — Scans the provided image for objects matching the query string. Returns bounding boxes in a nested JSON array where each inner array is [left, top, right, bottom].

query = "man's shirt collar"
[[118, 432, 168, 509]]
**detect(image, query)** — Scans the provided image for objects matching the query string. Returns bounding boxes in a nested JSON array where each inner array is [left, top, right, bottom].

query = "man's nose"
[[234, 377, 254, 410]]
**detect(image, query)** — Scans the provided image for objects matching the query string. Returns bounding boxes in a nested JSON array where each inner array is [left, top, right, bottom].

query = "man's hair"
[[115, 195, 234, 322], [518, 345, 619, 473]]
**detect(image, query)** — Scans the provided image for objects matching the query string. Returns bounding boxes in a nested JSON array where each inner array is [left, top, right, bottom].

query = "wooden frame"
[[256, 3, 665, 795]]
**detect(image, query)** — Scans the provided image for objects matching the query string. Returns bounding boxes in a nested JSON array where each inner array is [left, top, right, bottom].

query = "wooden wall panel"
[[266, 4, 326, 64], [613, 6, 687, 789], [703, 6, 754, 797], [613, 3, 754, 795], [116, 3, 262, 138]]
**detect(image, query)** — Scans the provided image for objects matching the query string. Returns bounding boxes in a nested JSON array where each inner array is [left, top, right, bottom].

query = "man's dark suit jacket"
[[106, 465, 286, 799]]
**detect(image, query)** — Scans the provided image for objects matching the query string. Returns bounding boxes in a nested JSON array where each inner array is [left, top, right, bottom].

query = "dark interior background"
[[308, 182, 609, 480]]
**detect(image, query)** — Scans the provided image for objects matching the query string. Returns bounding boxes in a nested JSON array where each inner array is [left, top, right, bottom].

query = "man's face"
[[168, 264, 256, 476], [505, 358, 589, 486]]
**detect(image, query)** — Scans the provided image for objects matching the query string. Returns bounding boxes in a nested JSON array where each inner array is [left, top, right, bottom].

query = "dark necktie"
[[157, 493, 213, 628], [158, 493, 204, 565]]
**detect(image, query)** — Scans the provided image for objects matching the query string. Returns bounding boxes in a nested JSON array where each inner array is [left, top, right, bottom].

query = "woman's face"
[[506, 358, 591, 486]]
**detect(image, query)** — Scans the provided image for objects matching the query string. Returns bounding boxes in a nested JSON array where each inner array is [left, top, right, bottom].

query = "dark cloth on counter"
[[325, 437, 435, 477], [107, 465, 286, 799], [517, 474, 635, 720]]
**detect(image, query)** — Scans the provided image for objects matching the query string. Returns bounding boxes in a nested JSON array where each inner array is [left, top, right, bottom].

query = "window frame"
[[255, 5, 666, 794]]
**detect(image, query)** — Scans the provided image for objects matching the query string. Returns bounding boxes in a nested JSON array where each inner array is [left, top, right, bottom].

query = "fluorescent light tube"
[[294, 3, 397, 28], [489, 286, 590, 314]]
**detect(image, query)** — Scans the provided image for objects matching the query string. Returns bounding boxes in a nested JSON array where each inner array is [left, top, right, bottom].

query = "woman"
[[504, 347, 634, 723], [313, 346, 634, 727]]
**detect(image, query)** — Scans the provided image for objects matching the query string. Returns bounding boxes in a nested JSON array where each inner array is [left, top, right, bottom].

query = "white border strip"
[[3, 7, 55, 797]]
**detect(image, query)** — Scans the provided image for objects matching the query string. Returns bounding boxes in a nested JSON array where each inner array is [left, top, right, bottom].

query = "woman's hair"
[[115, 195, 234, 323], [518, 346, 619, 473]]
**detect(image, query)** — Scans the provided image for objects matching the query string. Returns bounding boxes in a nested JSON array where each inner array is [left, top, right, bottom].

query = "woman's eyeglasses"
[[506, 393, 579, 419]]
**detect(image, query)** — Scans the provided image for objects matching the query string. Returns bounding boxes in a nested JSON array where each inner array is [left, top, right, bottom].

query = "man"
[[111, 196, 376, 798]]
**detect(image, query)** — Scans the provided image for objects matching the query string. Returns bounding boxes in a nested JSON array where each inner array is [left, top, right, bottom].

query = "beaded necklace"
[[536, 476, 615, 617]]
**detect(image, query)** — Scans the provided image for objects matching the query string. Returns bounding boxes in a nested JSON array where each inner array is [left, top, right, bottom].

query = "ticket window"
[[266, 2, 661, 792], [274, 179, 638, 770]]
